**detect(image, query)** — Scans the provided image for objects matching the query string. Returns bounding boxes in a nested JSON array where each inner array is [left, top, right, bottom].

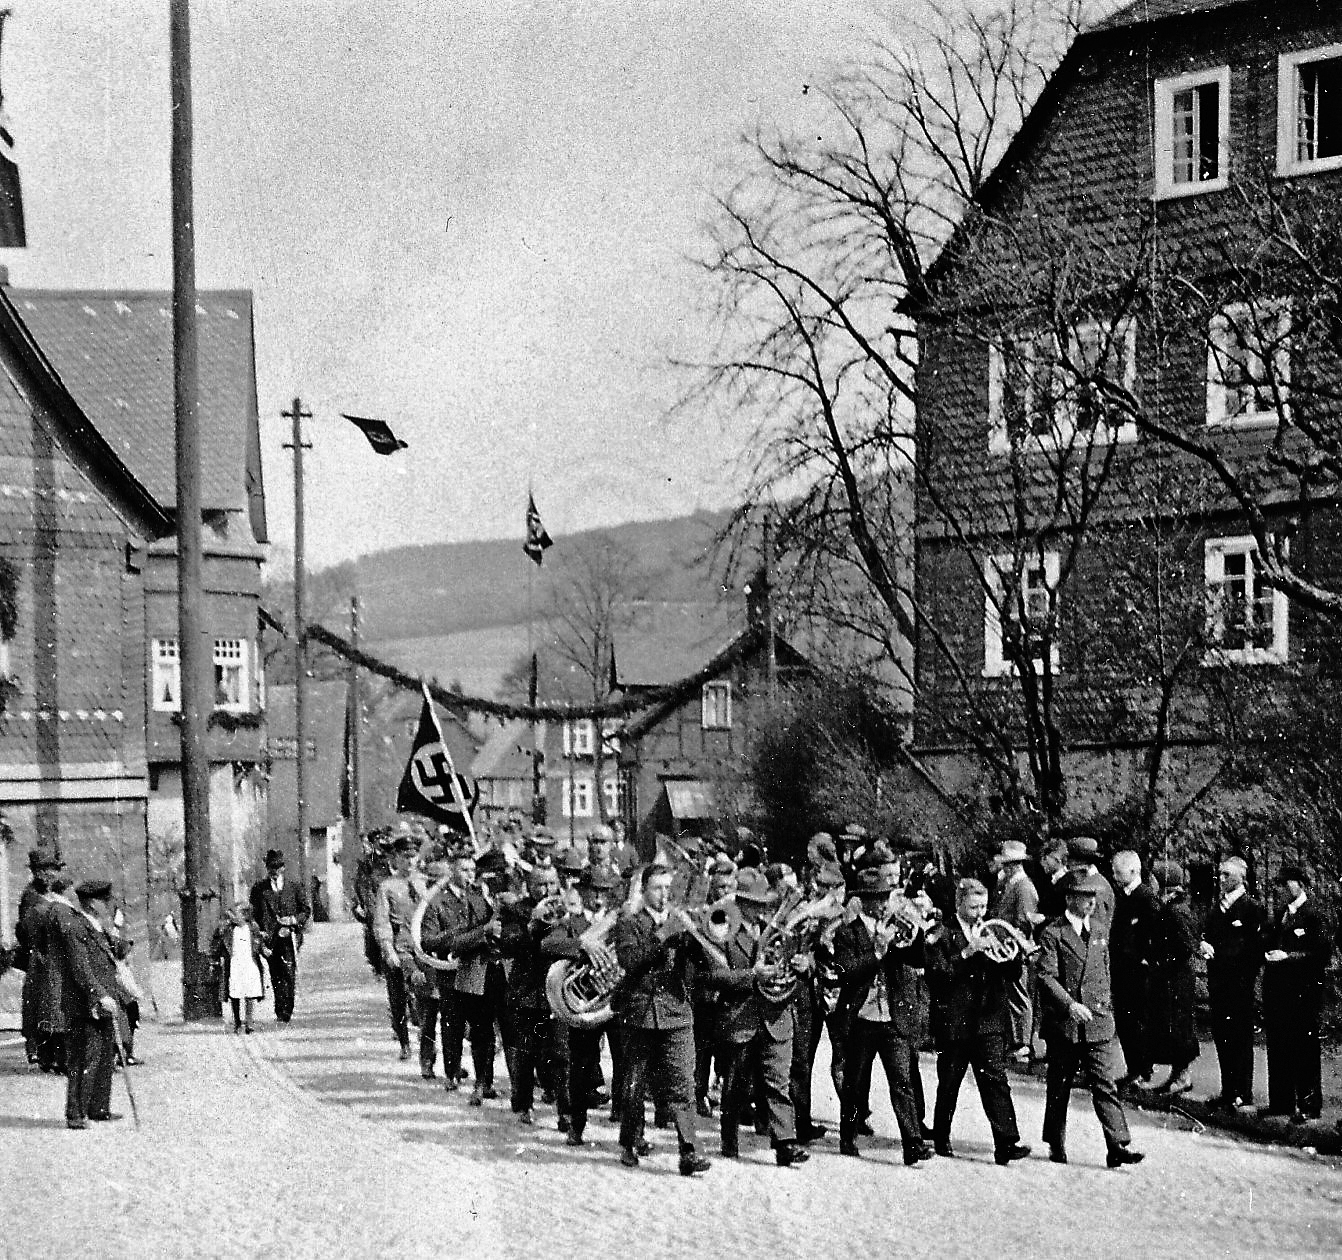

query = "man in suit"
[[1261, 866, 1332, 1121], [16, 848, 63, 1068], [1035, 839, 1071, 923], [991, 841, 1040, 1064], [692, 855, 737, 1118], [1067, 837, 1115, 934], [833, 867, 933, 1164], [794, 858, 845, 1143], [420, 844, 501, 1103], [611, 863, 711, 1176], [925, 878, 1032, 1165], [1110, 849, 1165, 1090], [54, 878, 124, 1129], [707, 868, 809, 1167], [249, 848, 311, 1024], [1036, 870, 1144, 1169], [1200, 855, 1266, 1110]]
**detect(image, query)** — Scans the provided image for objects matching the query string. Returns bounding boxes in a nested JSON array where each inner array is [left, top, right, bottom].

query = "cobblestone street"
[[4, 923, 1341, 1259]]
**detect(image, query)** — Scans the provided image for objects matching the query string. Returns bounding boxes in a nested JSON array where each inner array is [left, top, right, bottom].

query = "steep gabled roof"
[[1094, 0, 1255, 31], [8, 289, 267, 537], [612, 601, 743, 689]]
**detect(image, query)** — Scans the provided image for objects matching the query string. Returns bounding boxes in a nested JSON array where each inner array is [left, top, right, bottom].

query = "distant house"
[[0, 287, 269, 939]]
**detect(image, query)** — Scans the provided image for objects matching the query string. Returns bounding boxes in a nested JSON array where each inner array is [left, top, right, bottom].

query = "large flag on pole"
[[523, 493, 553, 565], [341, 413, 407, 455], [397, 686, 479, 840]]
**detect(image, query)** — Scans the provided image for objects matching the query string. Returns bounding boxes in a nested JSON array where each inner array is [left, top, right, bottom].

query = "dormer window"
[[1277, 44, 1342, 175], [1154, 67, 1230, 197]]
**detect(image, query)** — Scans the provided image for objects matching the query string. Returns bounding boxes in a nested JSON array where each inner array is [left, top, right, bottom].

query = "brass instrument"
[[408, 876, 460, 974], [878, 892, 933, 947], [530, 893, 568, 929], [978, 918, 1039, 963], [546, 909, 624, 1028], [752, 889, 847, 1003]]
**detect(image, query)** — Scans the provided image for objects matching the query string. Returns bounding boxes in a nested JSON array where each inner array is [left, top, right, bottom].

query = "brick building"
[[907, 0, 1342, 820]]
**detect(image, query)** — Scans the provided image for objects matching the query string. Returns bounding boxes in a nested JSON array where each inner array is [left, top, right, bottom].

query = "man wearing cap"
[[53, 879, 125, 1128], [832, 866, 933, 1163], [1109, 850, 1164, 1091], [1261, 867, 1331, 1121], [692, 856, 738, 1118], [795, 860, 846, 1143], [1149, 860, 1198, 1095], [372, 836, 425, 1064], [992, 841, 1040, 1064], [706, 867, 809, 1167], [1200, 856, 1266, 1110], [1067, 837, 1114, 935], [925, 878, 1031, 1165], [1036, 870, 1143, 1168], [249, 849, 311, 1024]]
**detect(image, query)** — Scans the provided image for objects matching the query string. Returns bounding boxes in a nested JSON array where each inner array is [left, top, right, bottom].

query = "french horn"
[[408, 875, 460, 974], [978, 918, 1039, 963]]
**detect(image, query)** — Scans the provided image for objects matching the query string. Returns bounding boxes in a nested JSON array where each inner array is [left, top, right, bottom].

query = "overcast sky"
[[0, 0, 906, 568]]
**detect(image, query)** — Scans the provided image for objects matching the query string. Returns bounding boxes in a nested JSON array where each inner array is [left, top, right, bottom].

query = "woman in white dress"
[[213, 906, 266, 1032]]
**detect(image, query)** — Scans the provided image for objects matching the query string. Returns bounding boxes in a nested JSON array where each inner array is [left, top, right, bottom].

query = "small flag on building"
[[523, 493, 552, 565], [396, 687, 479, 836], [0, 15, 26, 249], [341, 413, 408, 455]]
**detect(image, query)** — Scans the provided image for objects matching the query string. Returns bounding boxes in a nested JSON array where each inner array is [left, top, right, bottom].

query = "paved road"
[[3, 923, 1341, 1259]]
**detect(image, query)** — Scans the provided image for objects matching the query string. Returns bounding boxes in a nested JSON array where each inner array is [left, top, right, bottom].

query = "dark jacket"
[[1150, 893, 1198, 1063], [1203, 892, 1266, 1002], [706, 916, 794, 1045], [1111, 881, 1165, 986], [831, 917, 925, 1040], [499, 898, 554, 1012], [248, 876, 311, 947], [1036, 914, 1116, 1045], [419, 882, 495, 995], [612, 907, 700, 1031], [55, 907, 121, 1030], [924, 916, 1017, 1047], [1262, 898, 1331, 1011], [993, 871, 1040, 939]]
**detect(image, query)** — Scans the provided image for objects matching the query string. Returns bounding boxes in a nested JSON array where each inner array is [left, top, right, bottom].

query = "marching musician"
[[707, 868, 809, 1166], [370, 834, 423, 1063], [832, 866, 934, 1164], [610, 863, 712, 1176], [580, 864, 626, 1127], [924, 878, 1031, 1165], [419, 843, 502, 1104], [793, 859, 846, 1144], [693, 855, 738, 1118]]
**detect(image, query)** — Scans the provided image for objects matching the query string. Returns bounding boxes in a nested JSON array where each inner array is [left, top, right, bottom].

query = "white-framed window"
[[1061, 318, 1139, 444], [987, 331, 1056, 453], [984, 551, 1061, 678], [151, 638, 181, 711], [602, 776, 623, 818], [1204, 535, 1289, 664], [701, 680, 732, 729], [1207, 301, 1291, 427], [1154, 66, 1230, 197], [562, 719, 595, 757], [213, 638, 249, 711], [561, 776, 594, 818], [1277, 44, 1342, 175]]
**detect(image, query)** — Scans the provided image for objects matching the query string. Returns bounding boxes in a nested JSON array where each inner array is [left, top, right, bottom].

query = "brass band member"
[[792, 858, 845, 1144], [1037, 870, 1144, 1168], [709, 868, 809, 1167], [694, 856, 738, 1117], [925, 878, 1031, 1165], [611, 864, 711, 1176], [371, 835, 423, 1062], [833, 867, 933, 1164]]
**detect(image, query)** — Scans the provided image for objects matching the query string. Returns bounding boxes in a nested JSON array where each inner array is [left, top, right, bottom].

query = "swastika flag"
[[396, 689, 479, 835]]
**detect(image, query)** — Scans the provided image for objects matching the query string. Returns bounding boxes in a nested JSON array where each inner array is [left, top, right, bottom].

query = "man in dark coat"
[[991, 841, 1041, 1063], [832, 867, 933, 1164], [16, 848, 63, 1068], [1067, 837, 1115, 935], [1149, 860, 1198, 1094], [1109, 849, 1165, 1089], [249, 848, 311, 1024], [706, 868, 808, 1167], [610, 863, 711, 1176], [1200, 856, 1266, 1110], [499, 864, 562, 1125], [1036, 870, 1143, 1169], [54, 878, 124, 1129], [925, 878, 1031, 1165], [1261, 866, 1332, 1121]]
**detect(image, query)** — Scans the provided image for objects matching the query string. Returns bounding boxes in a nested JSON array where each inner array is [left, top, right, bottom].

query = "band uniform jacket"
[[1263, 899, 1331, 1013], [1036, 916, 1116, 1045], [993, 872, 1040, 940], [707, 917, 794, 1045], [924, 918, 1018, 1049], [249, 877, 312, 948], [611, 906, 700, 1031], [831, 918, 925, 1040], [420, 883, 495, 995], [1203, 893, 1266, 1004]]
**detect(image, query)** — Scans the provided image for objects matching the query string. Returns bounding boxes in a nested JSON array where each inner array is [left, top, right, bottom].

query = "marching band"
[[359, 816, 1148, 1176]]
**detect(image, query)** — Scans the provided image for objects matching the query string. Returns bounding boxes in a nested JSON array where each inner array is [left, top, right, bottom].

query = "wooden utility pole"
[[348, 595, 363, 838], [762, 513, 777, 700], [170, 0, 216, 1020], [283, 398, 313, 895]]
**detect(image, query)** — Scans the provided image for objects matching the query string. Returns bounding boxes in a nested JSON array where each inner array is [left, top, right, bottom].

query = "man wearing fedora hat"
[[1067, 837, 1115, 935], [249, 849, 311, 1024], [1261, 866, 1331, 1121], [1036, 870, 1143, 1168], [991, 841, 1040, 1064]]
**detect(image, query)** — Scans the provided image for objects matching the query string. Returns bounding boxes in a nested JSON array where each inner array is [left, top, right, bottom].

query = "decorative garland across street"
[[303, 621, 763, 726]]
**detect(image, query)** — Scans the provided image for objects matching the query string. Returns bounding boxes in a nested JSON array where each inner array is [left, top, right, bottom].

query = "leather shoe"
[[920, 1124, 936, 1142], [775, 1142, 809, 1167], [1162, 1071, 1193, 1095], [88, 1112, 123, 1122], [1048, 1144, 1067, 1164], [903, 1143, 934, 1166], [1290, 1110, 1307, 1125], [1106, 1145, 1145, 1169], [420, 1064, 437, 1080], [634, 1140, 653, 1157], [481, 1085, 499, 1100], [934, 1140, 955, 1158], [798, 1123, 827, 1143], [398, 1045, 412, 1062], [66, 1118, 88, 1130], [556, 1114, 571, 1133], [468, 1086, 484, 1107], [856, 1119, 875, 1137], [678, 1151, 711, 1176], [839, 1140, 861, 1157], [619, 1146, 640, 1168], [720, 1143, 739, 1159], [566, 1130, 586, 1147], [517, 1110, 534, 1126], [995, 1143, 1031, 1166]]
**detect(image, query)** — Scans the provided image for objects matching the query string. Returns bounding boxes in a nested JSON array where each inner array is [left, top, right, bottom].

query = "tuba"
[[546, 909, 625, 1028], [977, 918, 1040, 963], [408, 876, 460, 974]]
